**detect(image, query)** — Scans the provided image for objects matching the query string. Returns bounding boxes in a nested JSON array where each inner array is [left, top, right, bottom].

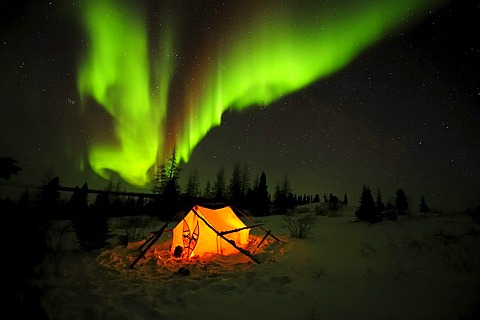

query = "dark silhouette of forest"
[[2, 153, 465, 242], [1, 153, 456, 251]]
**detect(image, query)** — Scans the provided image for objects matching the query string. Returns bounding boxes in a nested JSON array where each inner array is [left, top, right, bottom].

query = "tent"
[[170, 205, 250, 258], [129, 203, 281, 269]]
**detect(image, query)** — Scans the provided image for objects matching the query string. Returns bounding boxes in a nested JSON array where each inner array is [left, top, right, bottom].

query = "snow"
[[25, 204, 480, 319]]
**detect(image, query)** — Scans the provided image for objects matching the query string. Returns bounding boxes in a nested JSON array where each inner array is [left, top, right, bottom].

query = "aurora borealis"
[[1, 0, 479, 211], [77, 0, 445, 186]]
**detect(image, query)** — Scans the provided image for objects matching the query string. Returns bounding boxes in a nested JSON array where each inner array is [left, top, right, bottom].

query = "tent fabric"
[[170, 205, 250, 257]]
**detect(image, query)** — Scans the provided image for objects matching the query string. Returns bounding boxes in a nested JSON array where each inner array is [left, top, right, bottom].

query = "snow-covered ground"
[[34, 204, 480, 319]]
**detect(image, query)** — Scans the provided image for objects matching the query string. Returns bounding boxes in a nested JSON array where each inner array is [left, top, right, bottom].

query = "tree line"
[[354, 184, 431, 223], [0, 153, 325, 221], [1, 154, 439, 225]]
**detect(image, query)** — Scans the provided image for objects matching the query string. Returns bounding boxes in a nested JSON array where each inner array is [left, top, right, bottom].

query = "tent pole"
[[252, 229, 271, 255], [218, 223, 264, 236], [129, 221, 169, 269], [231, 205, 282, 242], [129, 205, 188, 269]]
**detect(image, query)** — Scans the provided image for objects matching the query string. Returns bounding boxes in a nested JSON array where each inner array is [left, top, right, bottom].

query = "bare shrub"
[[284, 213, 316, 238], [315, 205, 327, 216], [430, 233, 476, 272], [310, 300, 318, 320], [117, 216, 150, 242], [327, 208, 337, 218], [296, 207, 311, 214], [402, 236, 426, 253], [387, 234, 398, 250], [311, 266, 326, 278], [45, 222, 70, 256]]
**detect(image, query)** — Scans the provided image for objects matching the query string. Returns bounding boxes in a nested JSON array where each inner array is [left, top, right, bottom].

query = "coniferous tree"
[[203, 180, 213, 199], [250, 171, 270, 216], [395, 189, 409, 215], [375, 189, 386, 218], [355, 185, 379, 223], [420, 195, 430, 213], [258, 171, 270, 213], [151, 149, 181, 220], [329, 193, 337, 203], [343, 193, 348, 205], [273, 175, 290, 214], [162, 178, 181, 219], [228, 162, 243, 206], [288, 192, 297, 208], [273, 174, 294, 214], [35, 174, 62, 219], [163, 149, 182, 219], [74, 183, 111, 251], [213, 166, 226, 201], [273, 183, 285, 214], [68, 183, 89, 219], [184, 169, 200, 200], [240, 163, 250, 202], [329, 193, 339, 211], [151, 166, 165, 196], [0, 156, 21, 180], [385, 201, 397, 221]]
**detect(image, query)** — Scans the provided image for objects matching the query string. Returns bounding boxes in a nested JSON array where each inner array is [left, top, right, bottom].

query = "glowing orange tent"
[[129, 203, 281, 269], [170, 205, 250, 258]]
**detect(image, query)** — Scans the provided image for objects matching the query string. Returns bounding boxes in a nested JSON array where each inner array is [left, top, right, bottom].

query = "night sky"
[[1, 0, 479, 211]]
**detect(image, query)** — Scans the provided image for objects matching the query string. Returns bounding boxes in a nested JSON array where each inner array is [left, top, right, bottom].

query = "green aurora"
[[77, 0, 446, 186]]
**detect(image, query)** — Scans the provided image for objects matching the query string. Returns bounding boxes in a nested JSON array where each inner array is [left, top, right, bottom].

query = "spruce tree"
[[375, 189, 386, 218], [395, 189, 409, 215], [74, 183, 111, 251], [385, 201, 397, 221], [184, 169, 200, 200], [228, 162, 243, 206], [355, 185, 379, 223], [213, 166, 226, 200], [250, 171, 270, 216], [0, 156, 21, 180], [420, 195, 430, 213], [329, 193, 339, 211], [203, 180, 213, 199], [151, 148, 181, 220], [273, 175, 293, 214], [343, 193, 348, 205]]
